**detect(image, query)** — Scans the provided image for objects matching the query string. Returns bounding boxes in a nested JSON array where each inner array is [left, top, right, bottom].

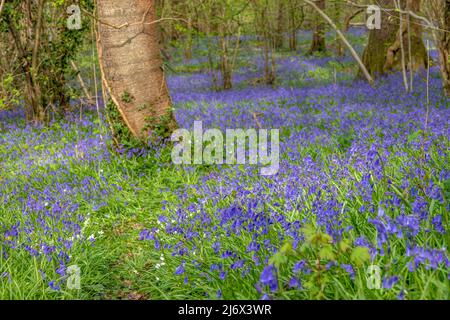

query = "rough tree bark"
[[361, 0, 427, 77], [308, 0, 326, 54], [437, 0, 450, 96], [275, 1, 285, 49], [97, 0, 177, 141]]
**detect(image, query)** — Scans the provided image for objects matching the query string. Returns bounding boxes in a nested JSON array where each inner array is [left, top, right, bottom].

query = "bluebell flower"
[[175, 265, 185, 275], [260, 265, 278, 293], [49, 281, 61, 291], [341, 264, 355, 280], [382, 276, 399, 289], [293, 260, 306, 273], [288, 277, 301, 289]]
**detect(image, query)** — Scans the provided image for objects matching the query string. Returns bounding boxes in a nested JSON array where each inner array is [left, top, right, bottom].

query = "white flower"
[[88, 234, 95, 241]]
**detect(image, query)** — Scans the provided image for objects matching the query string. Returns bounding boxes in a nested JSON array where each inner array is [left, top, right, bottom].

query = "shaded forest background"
[[0, 0, 449, 139]]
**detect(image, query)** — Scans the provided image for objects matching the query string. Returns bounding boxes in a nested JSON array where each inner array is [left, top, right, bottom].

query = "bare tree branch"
[[346, 0, 450, 35], [303, 0, 375, 86], [81, 5, 187, 30], [0, 0, 5, 18]]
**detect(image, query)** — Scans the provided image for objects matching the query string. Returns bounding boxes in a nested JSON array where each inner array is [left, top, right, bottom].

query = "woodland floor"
[[0, 29, 449, 300]]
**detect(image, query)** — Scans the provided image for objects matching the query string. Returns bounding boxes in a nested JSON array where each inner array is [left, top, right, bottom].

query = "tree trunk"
[[97, 0, 177, 141], [220, 35, 233, 90], [437, 0, 450, 96], [275, 1, 285, 49], [289, 2, 303, 52], [289, 11, 297, 51], [308, 0, 326, 54], [184, 16, 193, 60], [361, 0, 427, 77]]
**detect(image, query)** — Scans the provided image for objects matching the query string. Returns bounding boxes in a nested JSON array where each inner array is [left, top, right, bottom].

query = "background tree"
[[308, 0, 327, 54], [361, 0, 427, 78], [288, 0, 305, 51], [253, 0, 278, 85], [0, 0, 87, 122], [425, 0, 450, 96]]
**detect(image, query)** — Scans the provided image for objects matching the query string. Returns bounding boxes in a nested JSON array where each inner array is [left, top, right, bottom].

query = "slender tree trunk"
[[289, 2, 297, 51], [184, 16, 193, 60], [30, 0, 45, 122], [220, 35, 233, 90], [309, 0, 326, 54], [0, 0, 5, 17], [289, 3, 304, 52], [275, 1, 285, 49], [97, 0, 177, 141], [437, 0, 450, 96], [333, 0, 343, 57]]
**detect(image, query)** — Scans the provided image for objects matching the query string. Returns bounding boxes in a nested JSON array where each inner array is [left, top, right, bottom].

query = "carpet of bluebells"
[[0, 29, 449, 299]]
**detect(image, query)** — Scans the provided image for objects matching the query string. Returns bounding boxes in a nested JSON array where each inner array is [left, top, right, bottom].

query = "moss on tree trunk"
[[361, 0, 427, 78]]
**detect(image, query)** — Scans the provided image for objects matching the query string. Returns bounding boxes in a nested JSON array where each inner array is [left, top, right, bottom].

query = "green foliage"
[[350, 247, 371, 267], [105, 99, 143, 150], [0, 74, 20, 110], [144, 109, 177, 142], [121, 91, 134, 104], [267, 224, 373, 299], [0, 0, 93, 117]]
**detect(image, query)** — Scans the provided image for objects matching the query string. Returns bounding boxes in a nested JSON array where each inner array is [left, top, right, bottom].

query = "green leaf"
[[351, 247, 371, 266], [269, 252, 288, 269], [407, 130, 422, 143], [312, 232, 332, 246], [319, 244, 335, 260], [301, 224, 316, 244], [280, 241, 294, 255], [339, 239, 351, 252]]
